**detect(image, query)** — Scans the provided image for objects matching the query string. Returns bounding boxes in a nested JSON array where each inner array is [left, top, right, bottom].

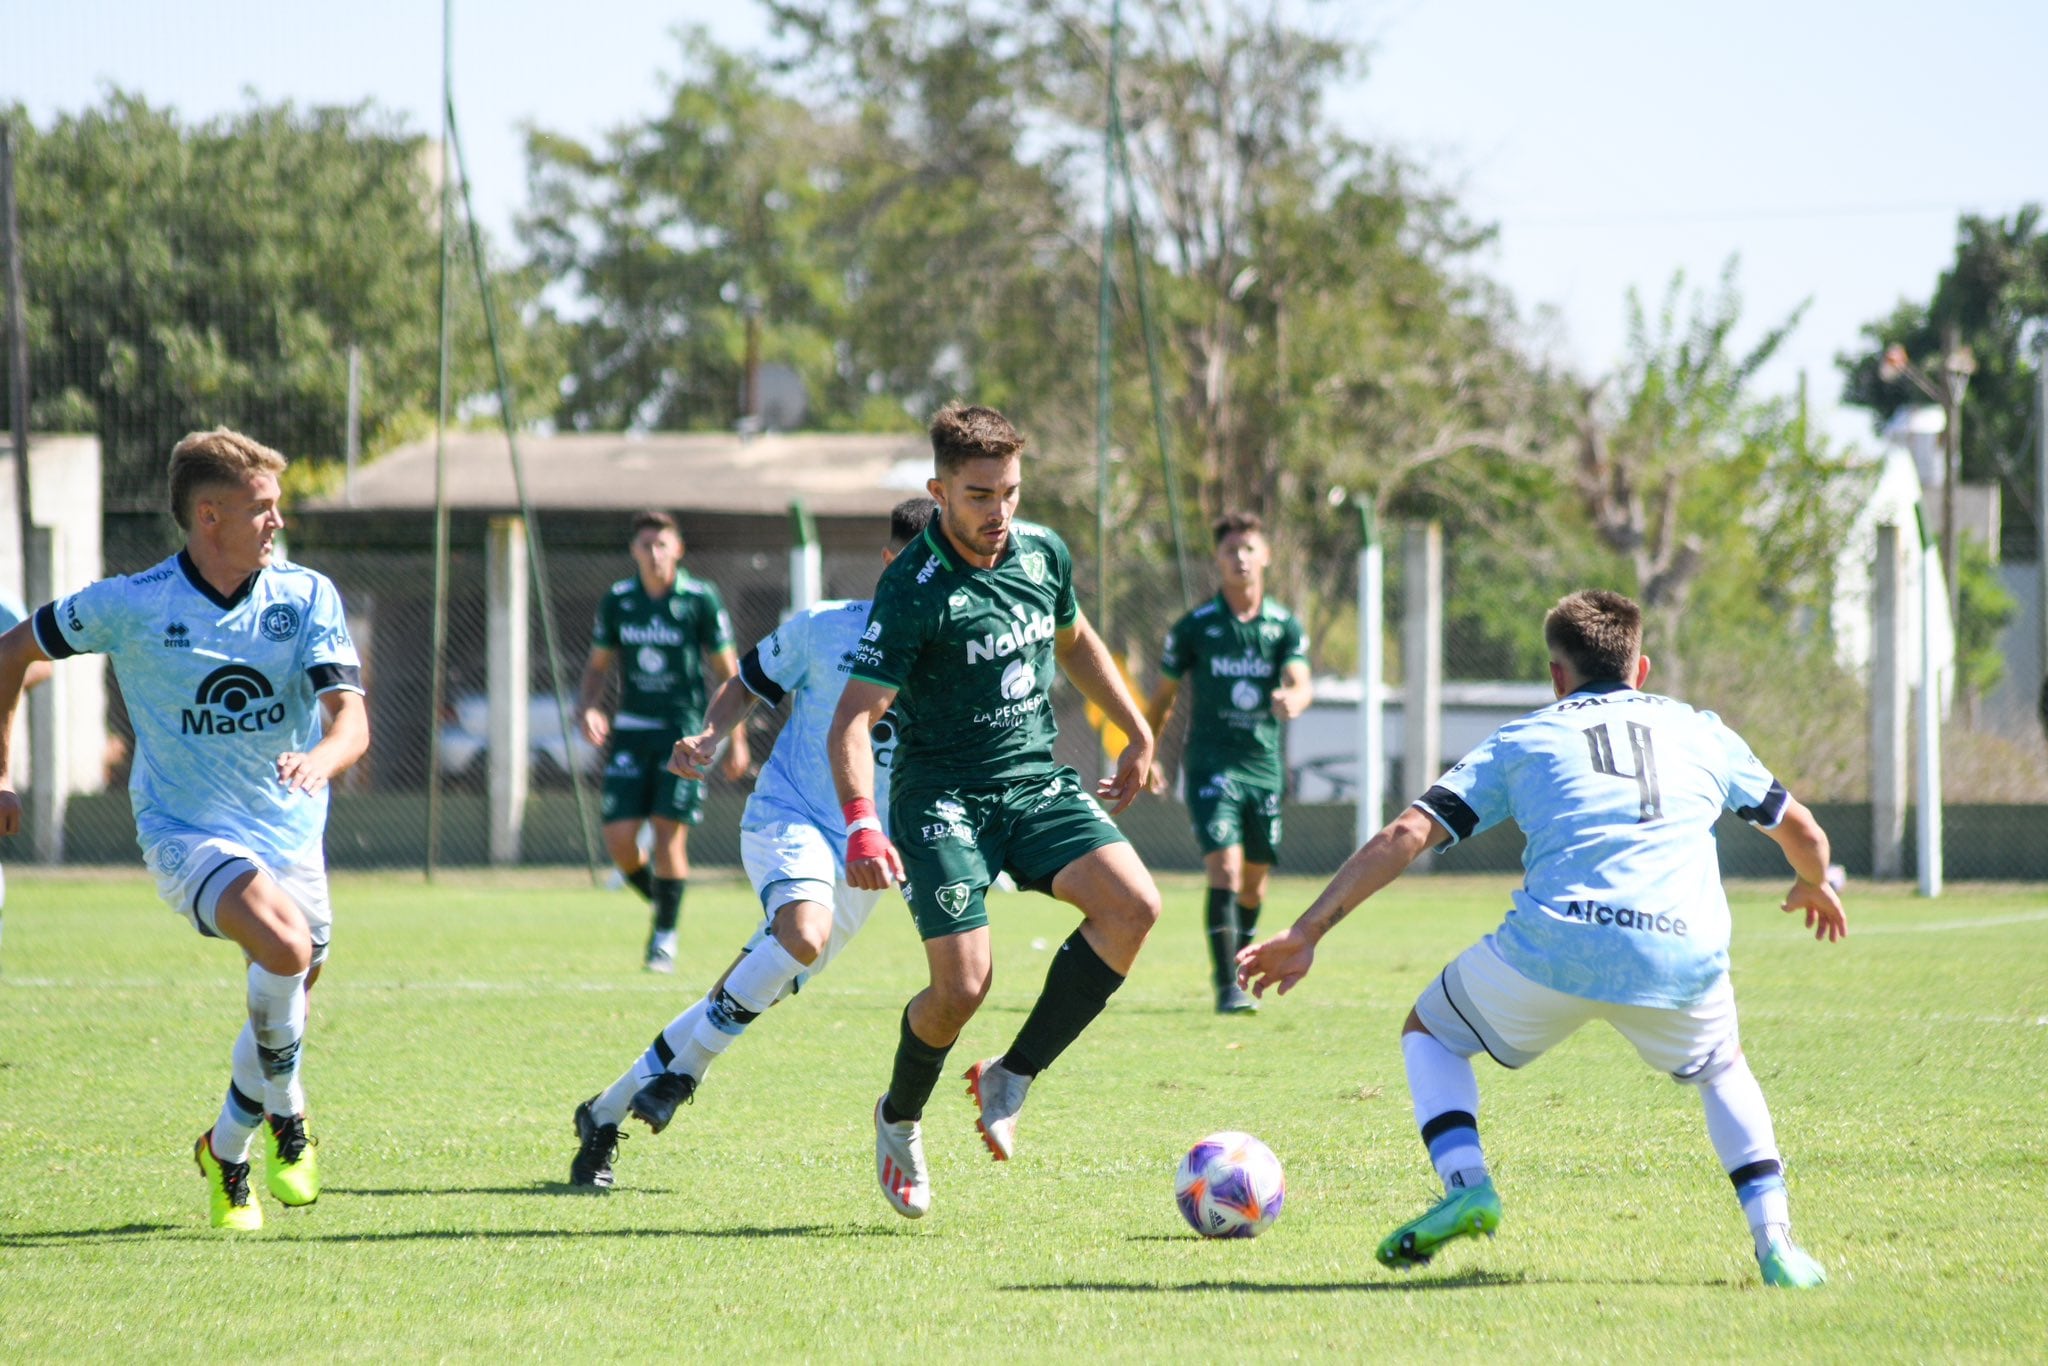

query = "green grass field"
[[2, 867, 2044, 1360]]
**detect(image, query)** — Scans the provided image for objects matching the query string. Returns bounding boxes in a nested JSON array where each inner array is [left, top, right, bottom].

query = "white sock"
[[246, 963, 308, 1119], [592, 1043, 667, 1129], [1696, 1054, 1792, 1257], [684, 939, 804, 1072], [1403, 1030, 1488, 1192], [210, 1024, 268, 1162]]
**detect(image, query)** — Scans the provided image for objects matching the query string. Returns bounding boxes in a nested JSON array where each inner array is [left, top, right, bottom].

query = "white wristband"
[[846, 817, 884, 836]]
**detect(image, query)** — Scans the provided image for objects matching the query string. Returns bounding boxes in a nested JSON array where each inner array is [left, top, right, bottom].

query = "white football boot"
[[873, 1097, 931, 1219], [964, 1057, 1032, 1161]]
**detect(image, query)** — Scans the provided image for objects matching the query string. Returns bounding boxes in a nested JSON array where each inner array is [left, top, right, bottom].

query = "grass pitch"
[[2, 867, 2044, 1360]]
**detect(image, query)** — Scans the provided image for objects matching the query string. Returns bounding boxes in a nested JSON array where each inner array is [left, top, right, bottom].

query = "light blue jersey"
[[1414, 681, 1788, 1009], [736, 599, 898, 840], [34, 551, 363, 866]]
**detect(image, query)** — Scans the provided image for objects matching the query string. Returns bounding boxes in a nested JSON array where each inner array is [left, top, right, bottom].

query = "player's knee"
[[254, 921, 313, 976]]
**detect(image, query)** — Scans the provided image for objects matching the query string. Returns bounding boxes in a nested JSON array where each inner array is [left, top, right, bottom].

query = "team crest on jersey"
[[1019, 551, 1048, 585], [935, 882, 973, 918], [669, 599, 685, 620], [259, 604, 301, 642]]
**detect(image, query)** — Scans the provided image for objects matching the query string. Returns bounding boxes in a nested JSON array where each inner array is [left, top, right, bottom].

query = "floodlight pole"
[[425, 0, 455, 879], [1093, 0, 1122, 645], [1914, 505, 1943, 898]]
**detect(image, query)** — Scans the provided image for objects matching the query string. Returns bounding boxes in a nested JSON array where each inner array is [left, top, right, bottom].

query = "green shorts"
[[1186, 771, 1282, 863], [600, 728, 704, 826], [891, 767, 1129, 940]]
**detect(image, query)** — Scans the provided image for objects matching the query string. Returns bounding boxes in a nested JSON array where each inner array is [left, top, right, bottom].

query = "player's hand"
[[276, 749, 337, 796], [1145, 764, 1168, 796], [720, 730, 750, 782], [579, 707, 610, 748], [1270, 687, 1310, 722], [1096, 735, 1154, 815], [0, 787, 21, 838], [845, 832, 905, 891], [1782, 877, 1847, 942], [1237, 927, 1315, 998], [668, 728, 719, 780]]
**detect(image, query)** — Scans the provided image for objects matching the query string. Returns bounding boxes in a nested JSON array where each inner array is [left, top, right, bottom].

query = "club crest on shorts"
[[935, 882, 973, 918], [1019, 551, 1048, 585]]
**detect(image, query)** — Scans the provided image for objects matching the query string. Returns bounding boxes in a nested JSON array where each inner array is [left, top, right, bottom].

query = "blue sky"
[[5, 1, 2044, 450]]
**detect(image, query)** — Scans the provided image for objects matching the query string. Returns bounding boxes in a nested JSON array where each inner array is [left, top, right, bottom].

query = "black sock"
[[624, 865, 655, 900], [1204, 887, 1239, 989], [1235, 898, 1261, 953], [651, 877, 685, 934], [1000, 929, 1126, 1077], [882, 1006, 952, 1124]]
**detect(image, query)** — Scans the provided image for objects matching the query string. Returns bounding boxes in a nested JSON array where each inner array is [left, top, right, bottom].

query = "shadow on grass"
[[1003, 1268, 1527, 1295], [0, 1222, 181, 1247], [325, 1183, 682, 1198], [282, 1222, 891, 1244]]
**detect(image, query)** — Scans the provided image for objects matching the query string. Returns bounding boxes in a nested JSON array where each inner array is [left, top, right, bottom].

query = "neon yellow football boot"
[[195, 1130, 264, 1232], [262, 1112, 320, 1207]]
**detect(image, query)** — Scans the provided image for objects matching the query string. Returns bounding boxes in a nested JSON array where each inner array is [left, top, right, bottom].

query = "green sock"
[[1235, 898, 1261, 953], [1204, 887, 1239, 989], [651, 877, 685, 934], [1000, 929, 1125, 1077], [882, 1007, 952, 1123]]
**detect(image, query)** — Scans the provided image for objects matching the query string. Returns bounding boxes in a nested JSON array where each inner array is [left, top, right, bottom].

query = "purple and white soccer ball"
[[1175, 1131, 1285, 1239]]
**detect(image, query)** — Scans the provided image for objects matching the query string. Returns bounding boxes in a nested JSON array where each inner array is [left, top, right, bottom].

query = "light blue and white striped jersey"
[[736, 599, 897, 841], [34, 552, 362, 865], [1414, 681, 1787, 1009]]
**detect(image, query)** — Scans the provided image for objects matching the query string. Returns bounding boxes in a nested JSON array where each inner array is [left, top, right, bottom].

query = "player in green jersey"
[[829, 403, 1161, 1219], [1144, 511, 1311, 1013], [577, 511, 749, 971]]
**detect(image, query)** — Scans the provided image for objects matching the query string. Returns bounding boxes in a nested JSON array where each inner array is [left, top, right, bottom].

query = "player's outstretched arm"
[[1237, 806, 1443, 997], [829, 678, 903, 890], [670, 674, 760, 779], [704, 646, 750, 778], [1141, 678, 1179, 794], [277, 690, 370, 796], [1759, 796, 1847, 942], [1055, 614, 1155, 813], [0, 621, 56, 838]]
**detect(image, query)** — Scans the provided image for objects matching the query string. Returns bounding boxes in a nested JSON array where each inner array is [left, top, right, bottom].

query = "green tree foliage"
[[3, 93, 557, 510], [1838, 205, 2048, 556]]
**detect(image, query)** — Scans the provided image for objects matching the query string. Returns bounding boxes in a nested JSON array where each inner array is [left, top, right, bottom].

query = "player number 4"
[[1583, 721, 1663, 822]]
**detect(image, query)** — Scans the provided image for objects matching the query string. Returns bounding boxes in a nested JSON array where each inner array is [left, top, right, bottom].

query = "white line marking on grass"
[[1849, 908, 2048, 935]]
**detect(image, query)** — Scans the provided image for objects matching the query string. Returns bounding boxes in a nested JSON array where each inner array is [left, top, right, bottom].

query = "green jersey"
[[590, 572, 734, 731], [850, 519, 1078, 786], [1159, 594, 1308, 788]]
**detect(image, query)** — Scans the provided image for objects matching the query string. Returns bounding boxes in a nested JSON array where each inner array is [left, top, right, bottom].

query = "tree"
[[1838, 205, 2048, 558], [2, 93, 557, 510]]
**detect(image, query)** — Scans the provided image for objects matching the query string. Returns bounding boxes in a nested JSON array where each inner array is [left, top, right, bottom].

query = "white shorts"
[[1414, 935, 1741, 1082], [740, 821, 881, 983], [146, 833, 333, 967]]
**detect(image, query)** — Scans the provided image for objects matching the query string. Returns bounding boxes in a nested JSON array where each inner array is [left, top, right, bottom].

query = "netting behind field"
[[46, 508, 2048, 879]]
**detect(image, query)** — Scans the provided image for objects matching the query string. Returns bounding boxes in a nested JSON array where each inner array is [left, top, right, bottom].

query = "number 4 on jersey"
[[1584, 721, 1663, 822]]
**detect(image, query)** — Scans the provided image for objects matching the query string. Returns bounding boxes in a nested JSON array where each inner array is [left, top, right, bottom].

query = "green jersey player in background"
[[1143, 511, 1310, 1014], [0, 428, 370, 1231], [830, 403, 1161, 1219], [576, 510, 748, 971]]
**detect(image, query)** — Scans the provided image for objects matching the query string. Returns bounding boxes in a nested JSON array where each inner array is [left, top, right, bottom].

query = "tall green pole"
[[1094, 0, 1122, 641]]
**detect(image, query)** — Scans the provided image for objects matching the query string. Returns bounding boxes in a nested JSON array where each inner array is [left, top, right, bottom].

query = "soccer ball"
[[1175, 1131, 1285, 1239]]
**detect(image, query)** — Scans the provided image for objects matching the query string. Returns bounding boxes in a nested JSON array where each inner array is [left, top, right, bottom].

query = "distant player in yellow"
[[1145, 512, 1310, 1013]]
